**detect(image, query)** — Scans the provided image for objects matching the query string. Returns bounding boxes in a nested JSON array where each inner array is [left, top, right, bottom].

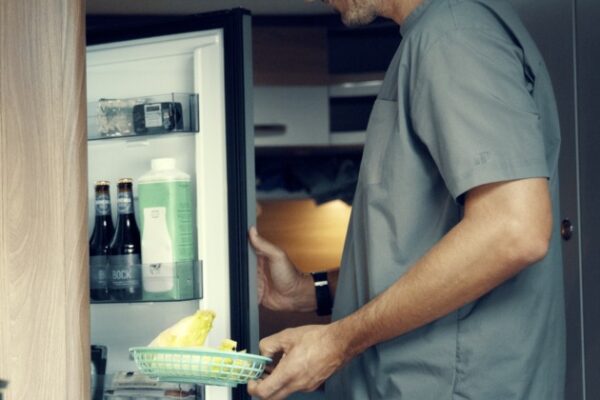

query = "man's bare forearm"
[[330, 179, 552, 358]]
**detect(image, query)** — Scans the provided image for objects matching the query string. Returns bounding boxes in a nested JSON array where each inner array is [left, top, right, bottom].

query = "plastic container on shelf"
[[138, 158, 196, 301], [96, 97, 145, 137], [88, 93, 199, 140], [103, 371, 197, 398]]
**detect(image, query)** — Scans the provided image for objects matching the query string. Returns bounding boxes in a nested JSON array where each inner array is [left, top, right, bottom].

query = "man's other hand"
[[247, 323, 349, 400]]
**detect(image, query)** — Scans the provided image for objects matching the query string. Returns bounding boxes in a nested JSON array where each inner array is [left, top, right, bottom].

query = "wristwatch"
[[311, 272, 333, 316]]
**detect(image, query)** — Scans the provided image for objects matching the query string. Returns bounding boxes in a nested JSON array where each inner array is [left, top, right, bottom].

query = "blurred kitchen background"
[[86, 1, 599, 399]]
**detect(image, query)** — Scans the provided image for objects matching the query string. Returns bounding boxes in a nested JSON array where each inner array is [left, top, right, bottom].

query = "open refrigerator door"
[[86, 10, 258, 400]]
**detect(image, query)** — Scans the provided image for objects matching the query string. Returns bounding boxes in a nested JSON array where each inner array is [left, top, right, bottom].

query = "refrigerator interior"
[[87, 29, 234, 398]]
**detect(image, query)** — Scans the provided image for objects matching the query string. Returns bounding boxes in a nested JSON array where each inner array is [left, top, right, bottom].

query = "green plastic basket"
[[130, 347, 271, 387]]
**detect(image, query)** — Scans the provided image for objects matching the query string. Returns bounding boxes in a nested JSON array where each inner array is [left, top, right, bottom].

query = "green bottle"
[[138, 158, 195, 301]]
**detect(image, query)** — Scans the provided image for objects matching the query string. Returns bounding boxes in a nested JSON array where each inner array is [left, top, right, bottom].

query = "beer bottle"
[[108, 178, 142, 301], [89, 181, 114, 301]]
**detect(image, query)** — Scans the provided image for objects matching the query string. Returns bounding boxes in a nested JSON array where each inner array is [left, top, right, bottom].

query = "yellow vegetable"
[[218, 339, 238, 352], [149, 310, 215, 347]]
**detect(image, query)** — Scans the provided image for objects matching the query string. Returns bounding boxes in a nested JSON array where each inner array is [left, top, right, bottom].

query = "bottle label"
[[144, 103, 163, 128], [90, 255, 108, 289], [109, 253, 141, 289], [117, 191, 134, 214], [138, 181, 195, 264], [142, 261, 175, 292], [141, 261, 196, 301], [95, 193, 111, 216]]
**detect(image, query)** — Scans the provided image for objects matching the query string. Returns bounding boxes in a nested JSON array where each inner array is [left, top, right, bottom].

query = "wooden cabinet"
[[254, 86, 329, 147], [0, 0, 89, 399], [252, 22, 398, 147], [252, 26, 329, 147], [252, 22, 398, 86], [257, 199, 350, 273], [252, 26, 329, 86]]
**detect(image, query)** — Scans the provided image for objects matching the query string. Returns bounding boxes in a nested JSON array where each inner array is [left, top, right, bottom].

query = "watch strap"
[[311, 272, 332, 316]]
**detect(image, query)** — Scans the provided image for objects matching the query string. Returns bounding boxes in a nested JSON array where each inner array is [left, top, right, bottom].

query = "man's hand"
[[247, 324, 349, 400], [248, 226, 316, 312]]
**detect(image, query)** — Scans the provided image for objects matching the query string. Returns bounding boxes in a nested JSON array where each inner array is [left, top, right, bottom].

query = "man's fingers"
[[248, 374, 284, 399], [249, 226, 284, 258], [256, 267, 265, 304], [264, 363, 274, 374], [247, 378, 261, 396], [258, 331, 287, 359], [247, 357, 295, 400], [261, 369, 305, 400]]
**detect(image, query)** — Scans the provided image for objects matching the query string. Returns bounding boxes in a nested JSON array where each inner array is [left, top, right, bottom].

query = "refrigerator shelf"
[[87, 93, 199, 141], [101, 371, 197, 399], [91, 260, 203, 304]]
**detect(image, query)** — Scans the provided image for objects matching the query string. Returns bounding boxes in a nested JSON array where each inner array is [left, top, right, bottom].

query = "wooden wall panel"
[[256, 199, 349, 339], [256, 199, 350, 273], [0, 0, 88, 399], [253, 27, 329, 85]]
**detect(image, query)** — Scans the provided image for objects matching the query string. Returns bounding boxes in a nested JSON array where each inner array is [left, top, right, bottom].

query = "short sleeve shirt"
[[326, 0, 565, 399]]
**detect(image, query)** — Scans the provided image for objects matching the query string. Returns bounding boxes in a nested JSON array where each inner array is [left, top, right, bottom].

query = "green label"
[[138, 181, 195, 263]]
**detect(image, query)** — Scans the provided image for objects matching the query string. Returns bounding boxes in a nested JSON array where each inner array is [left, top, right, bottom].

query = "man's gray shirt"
[[326, 0, 565, 399]]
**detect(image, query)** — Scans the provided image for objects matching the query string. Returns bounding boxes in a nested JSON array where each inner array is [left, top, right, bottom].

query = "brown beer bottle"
[[89, 181, 114, 301], [108, 178, 142, 301]]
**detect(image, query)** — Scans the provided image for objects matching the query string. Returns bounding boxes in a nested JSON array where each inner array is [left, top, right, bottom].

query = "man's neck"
[[379, 0, 425, 24]]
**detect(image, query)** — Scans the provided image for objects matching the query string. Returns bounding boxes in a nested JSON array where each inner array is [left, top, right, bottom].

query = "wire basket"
[[130, 347, 271, 387]]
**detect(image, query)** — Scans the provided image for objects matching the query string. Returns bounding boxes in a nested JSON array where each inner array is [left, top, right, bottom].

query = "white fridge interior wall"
[[87, 29, 233, 397]]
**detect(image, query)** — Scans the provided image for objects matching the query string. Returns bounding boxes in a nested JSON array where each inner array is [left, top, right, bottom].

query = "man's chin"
[[341, 12, 377, 27]]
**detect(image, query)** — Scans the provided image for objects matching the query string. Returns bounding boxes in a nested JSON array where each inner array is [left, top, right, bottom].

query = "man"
[[248, 0, 565, 399]]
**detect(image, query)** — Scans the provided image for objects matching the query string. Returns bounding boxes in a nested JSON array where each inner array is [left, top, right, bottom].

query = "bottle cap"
[[118, 178, 133, 185], [95, 180, 110, 186], [151, 158, 176, 171]]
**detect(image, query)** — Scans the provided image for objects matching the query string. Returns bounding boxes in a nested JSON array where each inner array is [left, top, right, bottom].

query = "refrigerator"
[[85, 9, 258, 400]]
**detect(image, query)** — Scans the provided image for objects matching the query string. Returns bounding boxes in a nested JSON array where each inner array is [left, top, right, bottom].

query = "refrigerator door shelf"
[[90, 259, 203, 304], [88, 93, 199, 140]]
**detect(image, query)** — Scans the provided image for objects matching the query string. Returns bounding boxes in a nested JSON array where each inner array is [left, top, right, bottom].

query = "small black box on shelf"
[[133, 102, 184, 134]]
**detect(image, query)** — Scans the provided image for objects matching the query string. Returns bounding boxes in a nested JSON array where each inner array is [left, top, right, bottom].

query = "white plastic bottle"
[[138, 158, 195, 300]]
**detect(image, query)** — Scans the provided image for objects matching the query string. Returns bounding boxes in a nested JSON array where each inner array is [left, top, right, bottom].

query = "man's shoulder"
[[403, 0, 522, 61], [409, 0, 517, 43]]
